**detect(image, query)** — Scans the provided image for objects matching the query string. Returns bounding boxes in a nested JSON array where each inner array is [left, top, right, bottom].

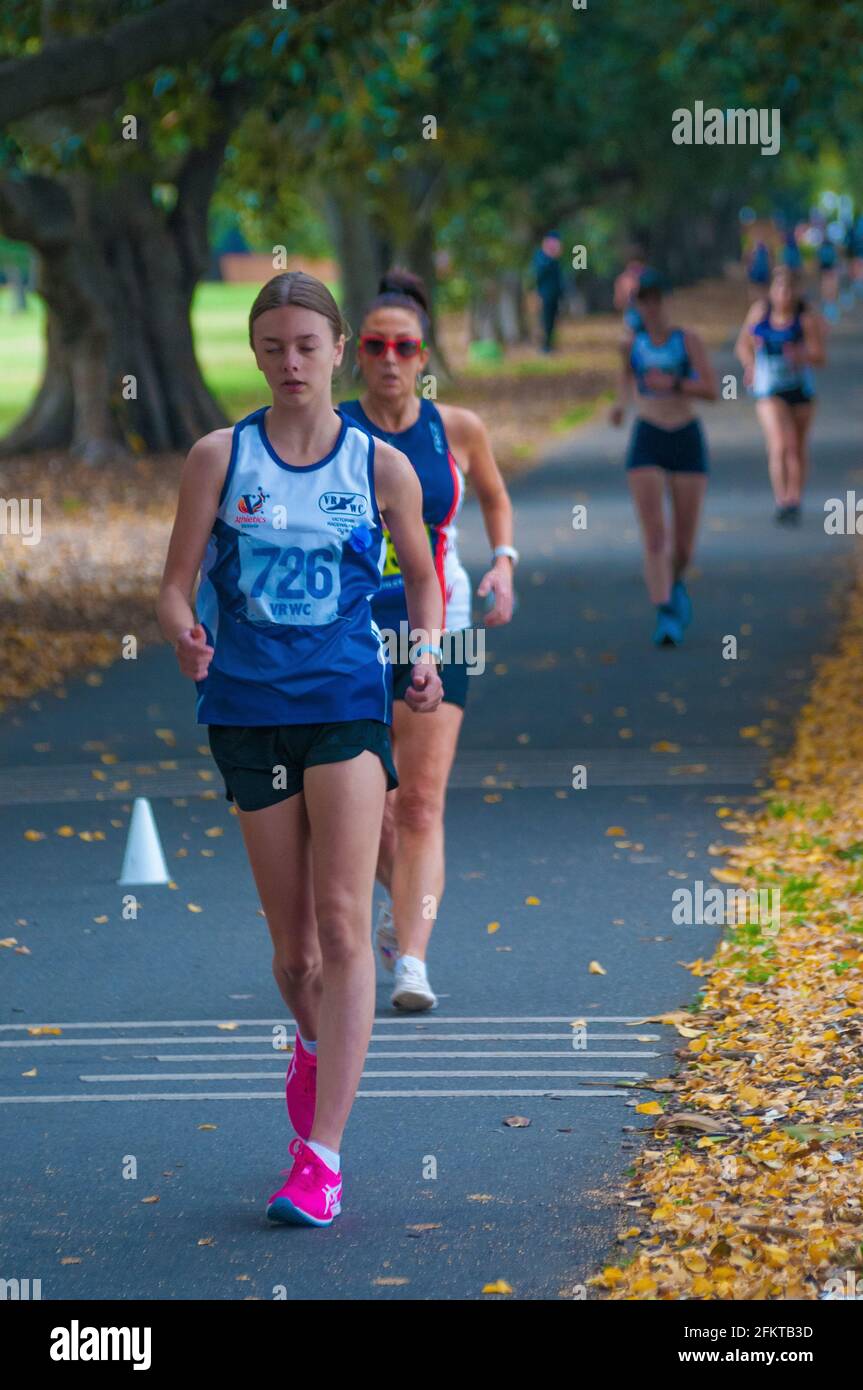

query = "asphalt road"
[[1, 308, 861, 1300]]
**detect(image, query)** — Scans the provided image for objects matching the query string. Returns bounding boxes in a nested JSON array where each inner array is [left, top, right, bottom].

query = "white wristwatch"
[[492, 545, 519, 566]]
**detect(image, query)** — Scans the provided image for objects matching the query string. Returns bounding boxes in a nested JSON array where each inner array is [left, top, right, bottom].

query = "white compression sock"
[[297, 1033, 317, 1054], [308, 1140, 340, 1173]]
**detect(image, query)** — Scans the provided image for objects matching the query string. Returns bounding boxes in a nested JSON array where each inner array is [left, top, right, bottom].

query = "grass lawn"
[[0, 293, 45, 433], [0, 283, 291, 433]]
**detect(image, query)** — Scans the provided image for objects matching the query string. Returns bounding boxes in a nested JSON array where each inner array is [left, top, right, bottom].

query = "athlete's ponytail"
[[249, 271, 351, 348], [365, 266, 432, 338]]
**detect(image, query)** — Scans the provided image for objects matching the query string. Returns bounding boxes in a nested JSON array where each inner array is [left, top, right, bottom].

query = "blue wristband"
[[413, 643, 443, 662]]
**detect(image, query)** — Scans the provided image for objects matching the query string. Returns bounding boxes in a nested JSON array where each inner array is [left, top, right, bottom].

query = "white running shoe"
[[391, 956, 437, 1012], [374, 899, 399, 973]]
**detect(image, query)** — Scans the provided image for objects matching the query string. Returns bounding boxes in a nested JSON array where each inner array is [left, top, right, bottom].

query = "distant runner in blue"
[[609, 269, 719, 647], [735, 265, 827, 525]]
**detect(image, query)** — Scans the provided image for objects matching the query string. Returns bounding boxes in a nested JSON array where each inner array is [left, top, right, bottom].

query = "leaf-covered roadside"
[[594, 562, 863, 1300]]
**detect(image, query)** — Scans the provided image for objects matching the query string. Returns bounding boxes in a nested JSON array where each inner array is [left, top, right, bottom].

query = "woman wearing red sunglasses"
[[340, 268, 516, 1010]]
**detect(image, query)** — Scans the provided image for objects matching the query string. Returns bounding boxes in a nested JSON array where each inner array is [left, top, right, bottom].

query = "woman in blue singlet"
[[734, 265, 827, 524], [341, 269, 516, 1011], [157, 272, 443, 1228], [609, 269, 718, 646]]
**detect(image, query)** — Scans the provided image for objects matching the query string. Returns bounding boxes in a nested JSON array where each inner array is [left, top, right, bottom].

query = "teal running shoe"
[[670, 580, 692, 629], [653, 606, 683, 646]]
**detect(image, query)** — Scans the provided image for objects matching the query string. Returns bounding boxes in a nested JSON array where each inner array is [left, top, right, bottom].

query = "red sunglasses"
[[359, 334, 426, 359]]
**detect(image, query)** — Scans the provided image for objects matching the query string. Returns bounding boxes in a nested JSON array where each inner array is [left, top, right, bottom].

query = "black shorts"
[[626, 418, 708, 475], [390, 647, 472, 710], [208, 720, 398, 813], [771, 387, 815, 408]]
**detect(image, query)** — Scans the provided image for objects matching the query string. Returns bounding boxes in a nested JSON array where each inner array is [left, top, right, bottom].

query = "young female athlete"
[[157, 271, 444, 1227], [734, 265, 827, 524], [609, 269, 718, 646], [340, 269, 516, 1010]]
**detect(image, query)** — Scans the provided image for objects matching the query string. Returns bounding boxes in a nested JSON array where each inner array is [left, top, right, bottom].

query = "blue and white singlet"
[[750, 310, 814, 399], [195, 407, 390, 726], [338, 398, 471, 635], [630, 328, 692, 397]]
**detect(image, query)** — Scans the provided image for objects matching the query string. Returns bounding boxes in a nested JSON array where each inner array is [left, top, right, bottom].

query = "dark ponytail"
[[364, 266, 431, 338]]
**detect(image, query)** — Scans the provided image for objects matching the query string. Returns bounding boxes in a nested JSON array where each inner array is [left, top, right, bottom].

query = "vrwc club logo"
[[235, 486, 270, 523], [318, 492, 367, 516]]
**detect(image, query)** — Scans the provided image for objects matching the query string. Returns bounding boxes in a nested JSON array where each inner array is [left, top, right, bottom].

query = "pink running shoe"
[[266, 1138, 342, 1226], [285, 1037, 316, 1140]]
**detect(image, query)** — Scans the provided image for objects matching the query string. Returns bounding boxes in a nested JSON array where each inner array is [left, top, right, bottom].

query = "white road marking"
[[79, 1069, 649, 1082], [0, 1089, 627, 1104], [0, 1013, 670, 1105], [154, 1049, 659, 1061], [0, 1015, 655, 1032], [0, 1032, 662, 1048]]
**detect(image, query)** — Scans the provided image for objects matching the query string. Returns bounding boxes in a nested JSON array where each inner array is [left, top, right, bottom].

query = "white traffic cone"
[[118, 797, 170, 885]]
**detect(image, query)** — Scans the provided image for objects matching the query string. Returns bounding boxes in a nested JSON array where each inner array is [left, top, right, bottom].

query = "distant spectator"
[[532, 231, 564, 353]]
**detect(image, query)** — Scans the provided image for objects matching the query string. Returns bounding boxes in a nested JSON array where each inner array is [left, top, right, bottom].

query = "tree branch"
[[0, 0, 278, 128], [0, 172, 74, 249]]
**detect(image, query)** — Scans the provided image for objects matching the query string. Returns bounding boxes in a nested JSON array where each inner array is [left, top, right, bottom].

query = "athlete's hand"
[[175, 624, 214, 681], [608, 403, 625, 427], [742, 362, 754, 388], [477, 562, 514, 627], [405, 661, 443, 713]]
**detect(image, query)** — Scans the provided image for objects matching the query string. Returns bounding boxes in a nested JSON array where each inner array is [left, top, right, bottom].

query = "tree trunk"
[[496, 271, 526, 344], [321, 185, 390, 377], [0, 104, 237, 461]]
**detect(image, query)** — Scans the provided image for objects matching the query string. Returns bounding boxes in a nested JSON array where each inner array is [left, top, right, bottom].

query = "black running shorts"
[[208, 719, 398, 812]]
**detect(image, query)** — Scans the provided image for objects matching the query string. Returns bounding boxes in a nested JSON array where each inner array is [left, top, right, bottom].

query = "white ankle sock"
[[297, 1033, 317, 1054], [398, 954, 425, 972], [308, 1139, 340, 1173]]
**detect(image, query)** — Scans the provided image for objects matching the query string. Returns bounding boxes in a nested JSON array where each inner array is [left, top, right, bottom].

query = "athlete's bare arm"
[[374, 439, 444, 712], [681, 331, 719, 401], [801, 309, 827, 367], [609, 345, 635, 426], [157, 428, 232, 679], [734, 301, 764, 375], [438, 404, 514, 627]]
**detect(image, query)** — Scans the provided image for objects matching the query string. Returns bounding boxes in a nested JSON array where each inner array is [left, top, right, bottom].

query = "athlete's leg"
[[627, 466, 671, 604], [387, 699, 464, 961], [236, 795, 320, 1043], [376, 779, 398, 892], [668, 471, 708, 579], [302, 751, 388, 1151], [755, 397, 796, 505], [791, 401, 816, 499]]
